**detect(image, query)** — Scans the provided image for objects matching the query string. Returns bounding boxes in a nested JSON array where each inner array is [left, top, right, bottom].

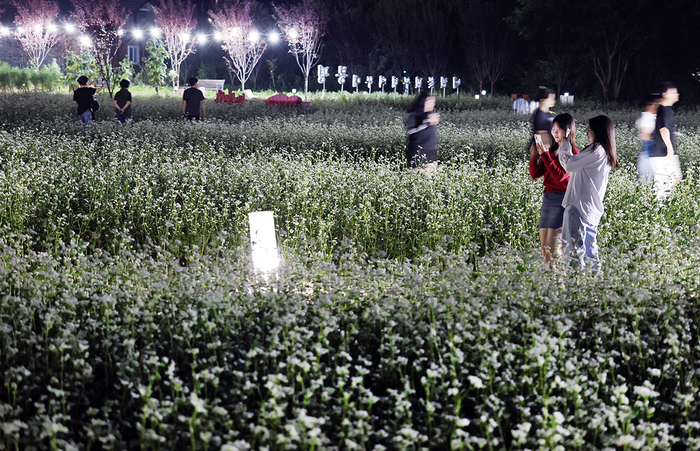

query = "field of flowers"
[[1, 92, 700, 450]]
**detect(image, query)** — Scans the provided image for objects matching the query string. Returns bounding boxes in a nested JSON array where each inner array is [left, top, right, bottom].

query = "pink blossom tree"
[[152, 0, 198, 89], [274, 2, 326, 99], [209, 1, 267, 93], [71, 0, 129, 98], [12, 0, 62, 69]]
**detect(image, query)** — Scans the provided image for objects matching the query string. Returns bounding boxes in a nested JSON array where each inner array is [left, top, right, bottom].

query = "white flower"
[[468, 375, 484, 389]]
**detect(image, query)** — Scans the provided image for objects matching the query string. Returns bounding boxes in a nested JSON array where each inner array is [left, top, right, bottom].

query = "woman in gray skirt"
[[529, 113, 579, 263]]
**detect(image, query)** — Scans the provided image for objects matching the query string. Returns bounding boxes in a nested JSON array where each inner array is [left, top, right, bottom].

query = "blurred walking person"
[[650, 83, 682, 200], [559, 115, 618, 270], [636, 94, 659, 183], [531, 113, 579, 264], [529, 87, 556, 156], [406, 90, 440, 175]]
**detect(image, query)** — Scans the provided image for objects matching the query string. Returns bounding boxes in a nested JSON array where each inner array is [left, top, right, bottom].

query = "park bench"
[[264, 93, 310, 108], [197, 79, 226, 93]]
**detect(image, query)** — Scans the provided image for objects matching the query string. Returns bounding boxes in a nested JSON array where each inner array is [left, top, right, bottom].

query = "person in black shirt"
[[406, 90, 440, 175], [114, 79, 132, 124], [182, 77, 206, 121], [73, 75, 104, 125], [652, 82, 679, 157]]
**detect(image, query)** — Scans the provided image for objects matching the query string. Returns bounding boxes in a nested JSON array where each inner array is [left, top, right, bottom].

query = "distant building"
[[0, 1, 157, 71]]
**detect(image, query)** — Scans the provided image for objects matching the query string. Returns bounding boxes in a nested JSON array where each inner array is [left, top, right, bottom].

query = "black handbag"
[[91, 98, 100, 112]]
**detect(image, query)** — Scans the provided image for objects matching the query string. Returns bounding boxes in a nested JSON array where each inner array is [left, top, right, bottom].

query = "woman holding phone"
[[558, 115, 618, 270], [531, 113, 578, 263]]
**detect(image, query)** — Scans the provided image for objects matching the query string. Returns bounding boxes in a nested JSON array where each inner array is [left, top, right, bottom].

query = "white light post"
[[352, 74, 360, 93], [391, 76, 398, 97], [440, 76, 448, 98], [452, 77, 461, 97], [249, 211, 280, 277], [378, 75, 386, 94], [428, 77, 435, 95], [336, 65, 347, 92], [317, 65, 329, 97], [414, 76, 423, 91], [365, 75, 373, 94], [402, 76, 410, 95]]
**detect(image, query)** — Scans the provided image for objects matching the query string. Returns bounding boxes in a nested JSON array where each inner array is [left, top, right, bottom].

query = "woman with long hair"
[[531, 113, 579, 263], [558, 115, 618, 270], [406, 90, 440, 174]]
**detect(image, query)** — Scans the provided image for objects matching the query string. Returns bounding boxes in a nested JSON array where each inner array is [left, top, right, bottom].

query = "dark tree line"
[[305, 0, 700, 102]]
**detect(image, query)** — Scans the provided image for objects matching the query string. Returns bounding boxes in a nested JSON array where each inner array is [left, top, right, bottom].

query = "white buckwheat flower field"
[[1, 91, 699, 450]]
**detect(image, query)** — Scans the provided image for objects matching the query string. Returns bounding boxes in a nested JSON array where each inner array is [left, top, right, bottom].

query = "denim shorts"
[[539, 191, 566, 229]]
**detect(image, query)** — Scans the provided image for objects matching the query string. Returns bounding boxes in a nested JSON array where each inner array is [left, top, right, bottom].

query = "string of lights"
[[0, 23, 282, 46]]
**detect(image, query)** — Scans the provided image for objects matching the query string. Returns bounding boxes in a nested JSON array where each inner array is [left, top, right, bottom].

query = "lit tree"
[[144, 38, 168, 94], [12, 0, 62, 70], [152, 0, 197, 89], [71, 0, 129, 98], [274, 2, 326, 99], [209, 1, 267, 92]]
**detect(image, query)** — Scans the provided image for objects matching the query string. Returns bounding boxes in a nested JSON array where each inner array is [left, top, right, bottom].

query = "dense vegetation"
[[1, 92, 699, 450]]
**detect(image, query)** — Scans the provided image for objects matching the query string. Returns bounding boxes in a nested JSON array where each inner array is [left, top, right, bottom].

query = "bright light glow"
[[180, 33, 190, 42], [475, 94, 480, 99], [268, 31, 280, 43], [288, 28, 298, 40], [47, 24, 58, 33], [248, 30, 260, 42], [80, 35, 91, 46], [231, 27, 241, 37], [132, 29, 143, 39], [117, 29, 124, 36], [16, 27, 24, 34], [197, 33, 207, 44], [213, 30, 222, 40], [65, 23, 76, 33], [564, 92, 570, 96], [0, 27, 7, 36], [150, 27, 161, 38], [481, 90, 486, 95]]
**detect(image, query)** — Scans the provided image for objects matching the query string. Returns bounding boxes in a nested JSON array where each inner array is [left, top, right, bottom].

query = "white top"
[[558, 142, 611, 226], [635, 112, 656, 140]]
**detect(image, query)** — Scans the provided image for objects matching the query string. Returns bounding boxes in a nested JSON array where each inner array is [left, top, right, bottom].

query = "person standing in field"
[[558, 115, 618, 270], [531, 113, 579, 264], [652, 83, 679, 159], [182, 77, 206, 121], [406, 90, 440, 175], [114, 79, 132, 125], [650, 82, 682, 200], [73, 75, 104, 125]]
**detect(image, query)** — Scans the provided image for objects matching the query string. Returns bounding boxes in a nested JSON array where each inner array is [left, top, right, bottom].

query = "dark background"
[[1, 0, 700, 103]]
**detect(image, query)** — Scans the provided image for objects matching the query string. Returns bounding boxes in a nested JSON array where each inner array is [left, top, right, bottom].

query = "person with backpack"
[[73, 75, 104, 125]]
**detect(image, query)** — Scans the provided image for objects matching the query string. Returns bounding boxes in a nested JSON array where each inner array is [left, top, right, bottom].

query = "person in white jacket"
[[558, 115, 618, 270]]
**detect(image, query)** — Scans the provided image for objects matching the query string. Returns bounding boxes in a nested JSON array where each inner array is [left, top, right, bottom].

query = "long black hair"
[[589, 115, 618, 169], [408, 90, 431, 119], [549, 113, 576, 153]]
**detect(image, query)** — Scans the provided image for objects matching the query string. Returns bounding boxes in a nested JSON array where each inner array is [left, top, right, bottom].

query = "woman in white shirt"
[[558, 115, 619, 270]]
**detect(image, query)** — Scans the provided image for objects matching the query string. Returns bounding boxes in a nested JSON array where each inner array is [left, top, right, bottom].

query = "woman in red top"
[[530, 113, 579, 264]]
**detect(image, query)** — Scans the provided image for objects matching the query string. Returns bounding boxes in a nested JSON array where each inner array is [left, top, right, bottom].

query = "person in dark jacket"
[[406, 90, 440, 174], [73, 75, 104, 125]]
